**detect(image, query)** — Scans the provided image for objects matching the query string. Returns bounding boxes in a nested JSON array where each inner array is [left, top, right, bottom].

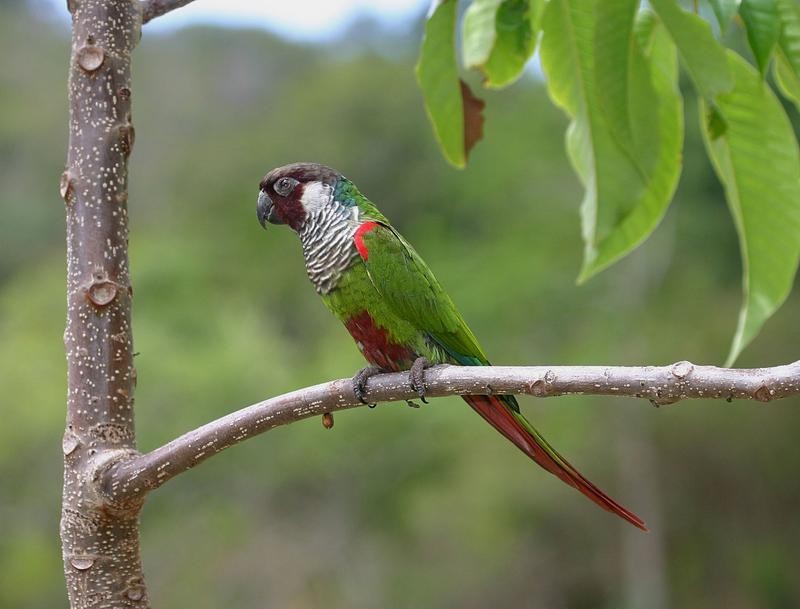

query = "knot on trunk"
[[76, 44, 105, 73]]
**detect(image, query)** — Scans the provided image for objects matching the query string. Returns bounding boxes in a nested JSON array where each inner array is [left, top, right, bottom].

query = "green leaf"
[[540, 0, 683, 281], [775, 52, 800, 104], [416, 0, 467, 168], [484, 0, 541, 88], [774, 0, 800, 107], [740, 0, 780, 74], [462, 0, 503, 70], [650, 0, 734, 99], [699, 52, 800, 365], [776, 0, 800, 70], [710, 0, 742, 33], [594, 0, 641, 157], [463, 0, 541, 89]]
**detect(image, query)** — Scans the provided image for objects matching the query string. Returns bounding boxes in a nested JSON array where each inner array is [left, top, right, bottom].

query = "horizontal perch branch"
[[102, 360, 800, 504]]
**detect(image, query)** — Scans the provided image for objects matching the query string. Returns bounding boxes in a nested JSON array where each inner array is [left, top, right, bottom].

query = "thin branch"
[[140, 0, 197, 24], [103, 360, 800, 503]]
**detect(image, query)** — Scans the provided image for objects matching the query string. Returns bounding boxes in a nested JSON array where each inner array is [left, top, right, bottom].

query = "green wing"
[[359, 222, 489, 366]]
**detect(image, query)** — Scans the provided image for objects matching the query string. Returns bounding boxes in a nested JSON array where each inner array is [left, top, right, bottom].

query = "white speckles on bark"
[[103, 361, 800, 505], [62, 0, 147, 607]]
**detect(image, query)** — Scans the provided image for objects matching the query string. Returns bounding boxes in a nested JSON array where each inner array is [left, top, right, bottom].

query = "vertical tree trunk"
[[60, 0, 148, 606]]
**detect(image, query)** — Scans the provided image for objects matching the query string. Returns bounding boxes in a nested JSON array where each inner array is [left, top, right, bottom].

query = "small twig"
[[102, 360, 800, 504], [140, 0, 197, 24]]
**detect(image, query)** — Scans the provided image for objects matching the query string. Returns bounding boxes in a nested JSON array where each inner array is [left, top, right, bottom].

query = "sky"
[[43, 0, 430, 41]]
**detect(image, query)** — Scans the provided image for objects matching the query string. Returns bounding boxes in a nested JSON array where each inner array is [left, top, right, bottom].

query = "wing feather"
[[356, 222, 488, 364]]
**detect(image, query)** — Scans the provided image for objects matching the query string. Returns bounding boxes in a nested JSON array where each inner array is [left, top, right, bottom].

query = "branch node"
[[531, 369, 557, 396], [125, 583, 146, 602], [59, 170, 77, 204], [63, 430, 81, 456], [68, 555, 96, 571], [322, 413, 334, 429], [754, 384, 774, 403], [671, 360, 694, 379], [530, 378, 548, 397], [76, 44, 105, 73], [118, 123, 136, 156], [90, 448, 144, 508], [84, 278, 119, 307]]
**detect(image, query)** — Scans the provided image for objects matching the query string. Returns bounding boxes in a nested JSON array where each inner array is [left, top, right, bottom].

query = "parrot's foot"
[[409, 357, 431, 404], [352, 365, 382, 405]]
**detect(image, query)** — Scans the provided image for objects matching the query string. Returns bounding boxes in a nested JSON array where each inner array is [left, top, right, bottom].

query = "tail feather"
[[463, 394, 647, 531]]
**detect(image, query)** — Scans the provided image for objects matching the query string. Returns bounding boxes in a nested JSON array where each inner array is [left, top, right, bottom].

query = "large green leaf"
[[416, 0, 466, 167], [540, 0, 683, 281], [740, 0, 780, 75], [710, 0, 742, 33], [650, 0, 733, 99], [700, 52, 800, 365], [774, 0, 800, 107], [463, 0, 541, 89]]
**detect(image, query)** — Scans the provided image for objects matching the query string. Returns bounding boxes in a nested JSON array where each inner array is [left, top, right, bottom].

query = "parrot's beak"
[[256, 190, 283, 228]]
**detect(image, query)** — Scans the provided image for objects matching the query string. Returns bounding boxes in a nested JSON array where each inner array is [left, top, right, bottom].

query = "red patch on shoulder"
[[344, 310, 415, 371], [353, 221, 379, 261]]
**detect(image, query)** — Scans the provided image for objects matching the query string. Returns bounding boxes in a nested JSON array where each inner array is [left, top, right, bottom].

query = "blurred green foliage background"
[[2, 3, 800, 608]]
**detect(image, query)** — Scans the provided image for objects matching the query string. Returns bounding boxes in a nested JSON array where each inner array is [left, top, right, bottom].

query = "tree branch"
[[140, 0, 196, 24], [103, 360, 800, 503]]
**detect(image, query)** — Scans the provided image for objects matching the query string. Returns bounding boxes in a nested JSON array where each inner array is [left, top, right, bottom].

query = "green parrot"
[[257, 162, 646, 530]]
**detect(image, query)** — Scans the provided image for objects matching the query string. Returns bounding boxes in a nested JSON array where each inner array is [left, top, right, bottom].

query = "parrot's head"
[[257, 162, 342, 232]]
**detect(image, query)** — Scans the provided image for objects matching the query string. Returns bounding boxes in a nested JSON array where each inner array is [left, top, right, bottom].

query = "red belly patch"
[[344, 310, 414, 371]]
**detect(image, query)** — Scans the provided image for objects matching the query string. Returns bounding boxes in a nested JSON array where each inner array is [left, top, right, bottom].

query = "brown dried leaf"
[[460, 79, 486, 160]]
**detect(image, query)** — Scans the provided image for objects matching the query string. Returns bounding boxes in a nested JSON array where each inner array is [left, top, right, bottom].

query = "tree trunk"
[[60, 0, 148, 606]]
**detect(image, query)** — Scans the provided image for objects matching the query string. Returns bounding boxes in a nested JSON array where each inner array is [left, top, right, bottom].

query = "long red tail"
[[463, 394, 647, 531]]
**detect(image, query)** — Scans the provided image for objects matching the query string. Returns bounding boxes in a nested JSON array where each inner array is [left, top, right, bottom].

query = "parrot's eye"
[[274, 177, 298, 197]]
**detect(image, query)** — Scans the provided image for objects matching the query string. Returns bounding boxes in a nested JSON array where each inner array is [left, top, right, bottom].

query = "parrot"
[[257, 162, 646, 531]]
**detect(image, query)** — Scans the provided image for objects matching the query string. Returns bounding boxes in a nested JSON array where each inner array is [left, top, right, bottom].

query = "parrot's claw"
[[409, 357, 431, 403], [352, 365, 382, 405]]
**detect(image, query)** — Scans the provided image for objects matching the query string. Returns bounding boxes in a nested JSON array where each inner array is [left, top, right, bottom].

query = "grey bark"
[[102, 360, 800, 505], [139, 0, 196, 23], [61, 0, 146, 607]]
